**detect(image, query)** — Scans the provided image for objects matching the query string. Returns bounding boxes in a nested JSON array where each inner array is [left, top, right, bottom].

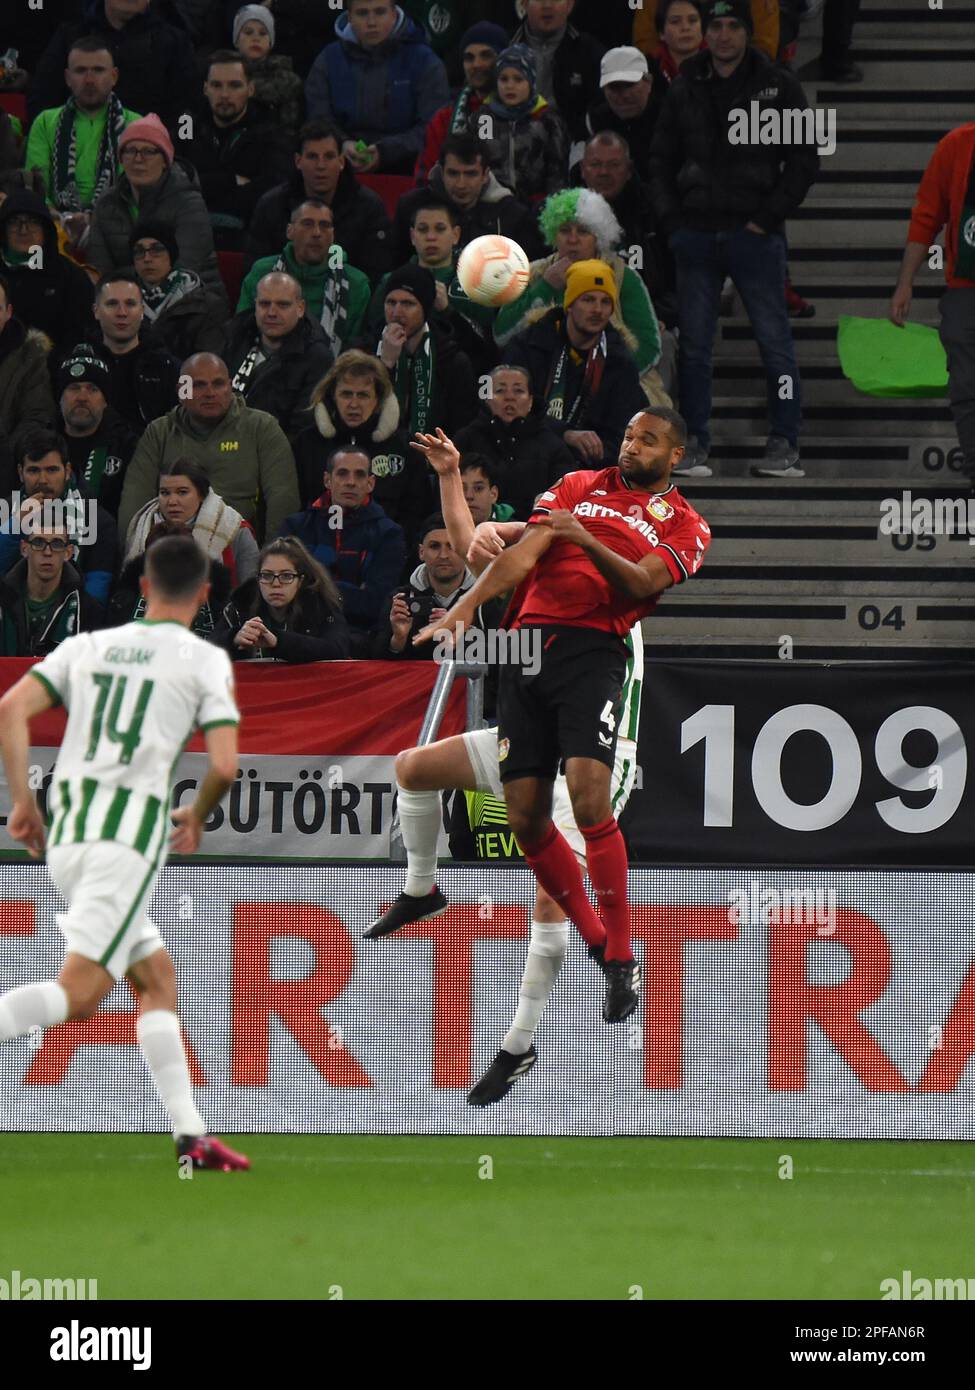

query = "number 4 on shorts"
[[600, 699, 616, 733]]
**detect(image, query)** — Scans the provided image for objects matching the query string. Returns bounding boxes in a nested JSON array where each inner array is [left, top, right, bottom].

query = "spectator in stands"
[[394, 131, 542, 265], [244, 120, 393, 284], [130, 220, 226, 360], [504, 258, 648, 465], [817, 0, 863, 83], [89, 115, 227, 309], [57, 346, 138, 517], [0, 274, 57, 446], [649, 0, 817, 477], [27, 0, 196, 132], [109, 522, 235, 637], [453, 362, 576, 519], [582, 47, 662, 182], [510, 0, 605, 143], [460, 455, 515, 525], [495, 186, 670, 403], [118, 352, 300, 542], [84, 271, 181, 431], [121, 463, 258, 587], [0, 192, 94, 360], [400, 0, 475, 66], [633, 0, 705, 83], [279, 444, 406, 646], [474, 45, 568, 205], [213, 534, 350, 661], [223, 0, 337, 82], [374, 264, 477, 439], [304, 0, 449, 176], [237, 199, 371, 359], [577, 131, 672, 311], [179, 50, 293, 252], [0, 427, 118, 606], [293, 350, 428, 530], [23, 37, 141, 252], [223, 271, 332, 437], [0, 523, 105, 656], [892, 122, 975, 489], [233, 5, 304, 132], [415, 21, 508, 184], [371, 511, 474, 661]]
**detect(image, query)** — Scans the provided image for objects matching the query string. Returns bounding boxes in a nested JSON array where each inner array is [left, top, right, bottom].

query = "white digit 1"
[[681, 705, 734, 826], [874, 706, 965, 832], [751, 705, 860, 831]]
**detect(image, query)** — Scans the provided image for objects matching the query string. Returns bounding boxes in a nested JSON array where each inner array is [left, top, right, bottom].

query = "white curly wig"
[[538, 187, 624, 259]]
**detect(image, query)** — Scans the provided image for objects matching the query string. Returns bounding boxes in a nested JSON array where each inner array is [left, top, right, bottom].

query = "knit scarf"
[[52, 94, 128, 212], [485, 91, 543, 123], [231, 341, 266, 396], [124, 488, 246, 565], [449, 84, 478, 134], [387, 331, 435, 435], [141, 267, 200, 322], [272, 252, 349, 357], [544, 323, 607, 428]]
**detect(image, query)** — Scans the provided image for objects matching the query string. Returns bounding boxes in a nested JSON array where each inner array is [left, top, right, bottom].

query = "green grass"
[[0, 1134, 971, 1300]]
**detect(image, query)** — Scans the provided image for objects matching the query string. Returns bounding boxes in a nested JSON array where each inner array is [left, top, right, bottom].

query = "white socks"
[[397, 784, 442, 896], [136, 1010, 206, 1139], [502, 919, 569, 1056], [0, 981, 68, 1041]]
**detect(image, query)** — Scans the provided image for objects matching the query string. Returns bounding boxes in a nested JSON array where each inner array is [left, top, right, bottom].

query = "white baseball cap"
[[600, 46, 650, 86]]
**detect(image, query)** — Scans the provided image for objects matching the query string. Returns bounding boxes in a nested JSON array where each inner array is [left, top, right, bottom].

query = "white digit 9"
[[874, 707, 966, 832]]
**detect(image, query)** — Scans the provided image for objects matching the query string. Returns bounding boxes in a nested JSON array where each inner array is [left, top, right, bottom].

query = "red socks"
[[521, 823, 606, 949], [581, 816, 631, 962]]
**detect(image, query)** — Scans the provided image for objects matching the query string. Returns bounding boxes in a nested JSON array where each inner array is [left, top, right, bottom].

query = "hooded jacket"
[[180, 103, 294, 247], [304, 7, 450, 174], [89, 162, 227, 307], [0, 193, 95, 358], [649, 47, 819, 236], [0, 558, 105, 657], [211, 574, 351, 662], [477, 96, 570, 206], [278, 494, 406, 632], [243, 164, 393, 285], [371, 558, 476, 661], [452, 407, 577, 522], [221, 311, 334, 438], [0, 318, 57, 443], [61, 406, 139, 519], [118, 394, 300, 544], [394, 165, 544, 266]]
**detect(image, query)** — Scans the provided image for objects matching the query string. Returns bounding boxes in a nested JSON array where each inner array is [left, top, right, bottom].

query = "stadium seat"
[[357, 173, 415, 221], [0, 92, 27, 124], [217, 250, 245, 308]]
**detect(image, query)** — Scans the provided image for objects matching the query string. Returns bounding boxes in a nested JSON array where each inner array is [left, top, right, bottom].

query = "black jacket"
[[210, 576, 351, 662], [108, 552, 233, 637], [582, 91, 666, 182], [370, 560, 476, 662], [573, 167, 677, 328], [82, 325, 182, 431], [62, 407, 139, 519], [0, 559, 105, 657], [452, 408, 577, 521], [394, 167, 544, 267], [504, 307, 648, 465], [27, 0, 196, 130], [649, 48, 819, 236], [357, 319, 477, 441], [221, 312, 333, 439], [243, 164, 393, 284], [510, 20, 605, 142], [179, 105, 294, 250], [0, 192, 94, 362], [141, 279, 227, 362]]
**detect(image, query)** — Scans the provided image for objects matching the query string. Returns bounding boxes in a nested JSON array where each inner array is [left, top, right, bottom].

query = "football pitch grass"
[[1, 1134, 972, 1300]]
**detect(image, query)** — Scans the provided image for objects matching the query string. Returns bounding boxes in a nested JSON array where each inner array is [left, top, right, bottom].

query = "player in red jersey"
[[416, 406, 711, 1022]]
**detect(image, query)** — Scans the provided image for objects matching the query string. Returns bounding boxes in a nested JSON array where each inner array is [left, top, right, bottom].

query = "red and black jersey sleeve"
[[656, 506, 712, 585], [528, 469, 604, 520]]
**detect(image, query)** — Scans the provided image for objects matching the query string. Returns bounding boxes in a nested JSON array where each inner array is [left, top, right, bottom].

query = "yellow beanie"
[[563, 258, 618, 310]]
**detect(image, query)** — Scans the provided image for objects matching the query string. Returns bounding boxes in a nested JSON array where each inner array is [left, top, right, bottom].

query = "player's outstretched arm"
[[413, 524, 554, 647], [538, 511, 676, 600], [0, 674, 56, 858], [170, 724, 239, 855], [467, 520, 527, 575], [411, 429, 477, 562]]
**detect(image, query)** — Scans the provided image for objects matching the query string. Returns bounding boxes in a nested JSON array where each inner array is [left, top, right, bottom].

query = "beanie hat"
[[384, 264, 436, 320], [119, 114, 174, 167], [704, 0, 753, 34], [495, 43, 536, 89], [57, 345, 112, 401], [129, 218, 179, 264], [539, 187, 623, 259], [233, 4, 275, 47], [564, 259, 619, 310], [460, 21, 509, 54]]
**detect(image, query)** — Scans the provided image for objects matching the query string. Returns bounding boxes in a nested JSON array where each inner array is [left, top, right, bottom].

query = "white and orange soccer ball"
[[456, 234, 530, 307]]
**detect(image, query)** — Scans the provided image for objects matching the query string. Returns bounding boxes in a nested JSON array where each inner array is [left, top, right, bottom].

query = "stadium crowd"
[[0, 0, 870, 660]]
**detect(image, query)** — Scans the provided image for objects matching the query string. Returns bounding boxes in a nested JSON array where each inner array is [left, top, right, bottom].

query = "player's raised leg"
[[0, 951, 107, 1041]]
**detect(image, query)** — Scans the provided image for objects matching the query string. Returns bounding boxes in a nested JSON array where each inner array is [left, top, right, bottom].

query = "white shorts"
[[462, 727, 639, 864], [47, 841, 166, 981]]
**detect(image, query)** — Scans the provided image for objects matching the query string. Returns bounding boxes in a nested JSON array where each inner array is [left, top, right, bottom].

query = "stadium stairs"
[[660, 0, 975, 660]]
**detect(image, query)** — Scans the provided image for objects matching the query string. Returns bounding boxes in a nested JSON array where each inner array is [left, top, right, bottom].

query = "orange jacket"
[[633, 1, 778, 60], [907, 122, 975, 288]]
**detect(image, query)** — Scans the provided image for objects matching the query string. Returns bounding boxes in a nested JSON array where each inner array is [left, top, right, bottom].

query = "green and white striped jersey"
[[32, 620, 239, 862], [619, 622, 644, 745]]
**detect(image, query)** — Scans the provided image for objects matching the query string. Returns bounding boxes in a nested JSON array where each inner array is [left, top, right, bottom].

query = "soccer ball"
[[456, 235, 531, 307]]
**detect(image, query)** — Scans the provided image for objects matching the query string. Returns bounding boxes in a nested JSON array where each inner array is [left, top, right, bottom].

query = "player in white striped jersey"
[[0, 536, 249, 1171]]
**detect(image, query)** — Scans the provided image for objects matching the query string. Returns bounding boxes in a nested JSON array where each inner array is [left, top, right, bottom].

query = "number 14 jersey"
[[31, 620, 239, 862]]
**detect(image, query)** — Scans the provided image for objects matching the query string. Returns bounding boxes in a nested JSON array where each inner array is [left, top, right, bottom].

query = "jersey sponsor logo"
[[646, 496, 674, 523], [371, 453, 405, 479], [573, 499, 659, 544]]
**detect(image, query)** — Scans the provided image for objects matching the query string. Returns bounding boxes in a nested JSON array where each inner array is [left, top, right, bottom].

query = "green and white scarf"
[[450, 85, 477, 135], [386, 331, 435, 435], [141, 267, 200, 322], [52, 93, 128, 212], [272, 253, 349, 357]]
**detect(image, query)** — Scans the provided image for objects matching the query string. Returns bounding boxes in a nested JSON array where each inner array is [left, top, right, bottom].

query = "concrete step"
[[679, 477, 971, 509], [857, 3, 975, 38], [678, 439, 966, 479], [789, 203, 911, 249], [707, 526, 974, 566], [653, 593, 975, 645], [645, 639, 975, 660], [710, 398, 952, 439]]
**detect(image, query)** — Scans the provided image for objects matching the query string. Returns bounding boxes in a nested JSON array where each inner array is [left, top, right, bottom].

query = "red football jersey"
[[508, 467, 711, 636]]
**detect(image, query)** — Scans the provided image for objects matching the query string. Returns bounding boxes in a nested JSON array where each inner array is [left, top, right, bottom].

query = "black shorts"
[[496, 625, 627, 784]]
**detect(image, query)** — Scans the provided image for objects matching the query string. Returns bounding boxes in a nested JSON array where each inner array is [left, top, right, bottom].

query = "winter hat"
[[539, 187, 623, 259], [495, 43, 536, 90], [119, 114, 174, 167], [460, 21, 509, 55], [564, 259, 619, 310], [129, 218, 179, 265], [57, 346, 112, 401], [384, 264, 436, 320], [233, 4, 275, 47], [704, 0, 753, 33]]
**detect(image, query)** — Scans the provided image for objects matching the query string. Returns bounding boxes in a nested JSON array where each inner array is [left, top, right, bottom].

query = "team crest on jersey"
[[497, 737, 510, 761], [646, 496, 674, 523]]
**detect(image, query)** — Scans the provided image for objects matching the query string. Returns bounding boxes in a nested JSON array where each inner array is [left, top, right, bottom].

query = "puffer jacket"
[[277, 495, 406, 632], [0, 192, 94, 359], [221, 312, 334, 439]]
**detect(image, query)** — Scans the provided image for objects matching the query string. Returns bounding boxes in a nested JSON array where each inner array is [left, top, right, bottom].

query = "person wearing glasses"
[[211, 535, 350, 663], [129, 220, 226, 360], [89, 115, 227, 310], [0, 192, 95, 360], [0, 524, 105, 657]]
